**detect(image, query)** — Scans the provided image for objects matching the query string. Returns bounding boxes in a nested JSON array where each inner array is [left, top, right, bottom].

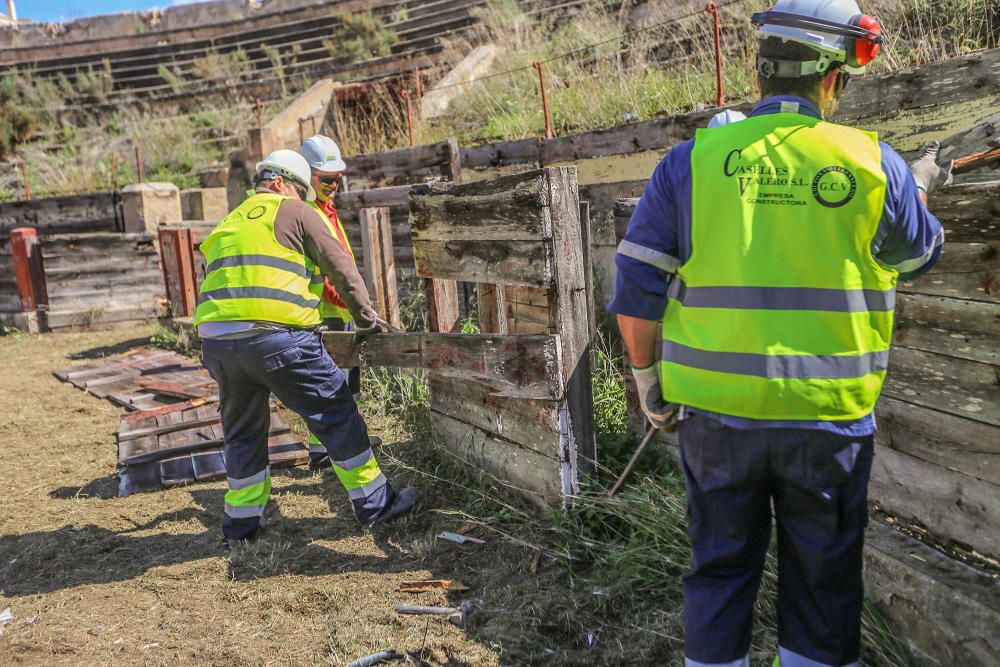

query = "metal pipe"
[[706, 2, 725, 106], [18, 158, 30, 200], [402, 90, 415, 146], [110, 153, 117, 191], [532, 61, 553, 139], [134, 144, 144, 183]]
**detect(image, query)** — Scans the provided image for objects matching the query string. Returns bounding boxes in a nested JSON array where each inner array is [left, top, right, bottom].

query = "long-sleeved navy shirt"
[[608, 95, 945, 435]]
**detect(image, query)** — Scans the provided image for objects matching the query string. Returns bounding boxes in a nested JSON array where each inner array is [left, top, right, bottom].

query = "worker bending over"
[[194, 149, 419, 548], [298, 134, 367, 470], [610, 1, 951, 665]]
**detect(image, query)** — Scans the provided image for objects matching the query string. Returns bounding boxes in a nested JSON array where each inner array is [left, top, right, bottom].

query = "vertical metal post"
[[110, 153, 117, 191], [310, 115, 317, 134], [706, 2, 725, 106], [18, 158, 30, 200], [532, 61, 553, 139], [134, 144, 144, 183], [298, 118, 305, 145], [255, 97, 263, 133], [402, 90, 415, 147]]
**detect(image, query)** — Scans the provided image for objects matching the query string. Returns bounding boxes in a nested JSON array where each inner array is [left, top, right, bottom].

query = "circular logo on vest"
[[247, 205, 267, 220], [811, 166, 857, 208]]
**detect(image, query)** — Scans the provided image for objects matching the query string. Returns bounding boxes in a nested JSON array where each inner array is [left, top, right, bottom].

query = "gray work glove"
[[631, 364, 679, 430], [910, 141, 954, 194], [353, 320, 385, 338]]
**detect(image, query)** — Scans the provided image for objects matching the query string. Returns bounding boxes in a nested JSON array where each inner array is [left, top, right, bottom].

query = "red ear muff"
[[848, 14, 882, 67]]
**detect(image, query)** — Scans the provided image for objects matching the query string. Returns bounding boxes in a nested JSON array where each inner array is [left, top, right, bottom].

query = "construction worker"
[[610, 1, 952, 665], [298, 134, 366, 470], [194, 149, 419, 548]]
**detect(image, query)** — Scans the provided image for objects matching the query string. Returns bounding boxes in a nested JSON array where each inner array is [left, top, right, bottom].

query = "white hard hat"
[[752, 0, 882, 76], [256, 149, 316, 201], [708, 109, 747, 128], [300, 135, 347, 173]]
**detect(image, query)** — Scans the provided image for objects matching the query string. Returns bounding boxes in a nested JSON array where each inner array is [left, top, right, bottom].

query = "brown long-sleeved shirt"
[[269, 192, 377, 328]]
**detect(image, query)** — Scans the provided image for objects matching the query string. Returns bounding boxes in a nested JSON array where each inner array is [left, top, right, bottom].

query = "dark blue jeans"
[[201, 329, 392, 540], [679, 413, 873, 667]]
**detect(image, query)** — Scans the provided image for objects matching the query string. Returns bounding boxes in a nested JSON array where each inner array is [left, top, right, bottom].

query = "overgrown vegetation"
[[0, 75, 36, 160], [326, 10, 399, 64]]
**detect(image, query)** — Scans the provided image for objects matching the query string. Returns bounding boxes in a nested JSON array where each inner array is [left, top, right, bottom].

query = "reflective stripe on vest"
[[194, 192, 323, 328], [309, 200, 356, 323], [660, 113, 898, 421]]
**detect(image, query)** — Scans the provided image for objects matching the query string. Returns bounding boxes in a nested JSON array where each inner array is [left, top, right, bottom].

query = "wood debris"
[[399, 579, 470, 593]]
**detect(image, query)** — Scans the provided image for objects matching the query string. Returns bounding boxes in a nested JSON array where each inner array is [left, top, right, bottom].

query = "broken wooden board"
[[54, 346, 216, 411], [118, 433, 307, 496], [322, 331, 563, 399]]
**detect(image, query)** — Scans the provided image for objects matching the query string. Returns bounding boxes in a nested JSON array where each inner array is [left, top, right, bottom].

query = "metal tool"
[[952, 143, 1000, 174], [609, 424, 662, 497], [374, 315, 403, 333]]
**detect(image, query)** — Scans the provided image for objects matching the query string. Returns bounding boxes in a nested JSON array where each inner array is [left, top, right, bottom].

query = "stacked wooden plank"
[[39, 232, 166, 331], [0, 240, 17, 315], [117, 398, 307, 496], [53, 347, 216, 412]]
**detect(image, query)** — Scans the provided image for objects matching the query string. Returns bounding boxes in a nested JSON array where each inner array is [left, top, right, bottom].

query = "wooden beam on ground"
[[322, 331, 563, 399], [359, 206, 401, 329]]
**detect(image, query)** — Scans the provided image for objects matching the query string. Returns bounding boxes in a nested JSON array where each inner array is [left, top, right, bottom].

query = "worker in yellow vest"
[[299, 135, 367, 470], [194, 149, 419, 548], [610, 1, 952, 665]]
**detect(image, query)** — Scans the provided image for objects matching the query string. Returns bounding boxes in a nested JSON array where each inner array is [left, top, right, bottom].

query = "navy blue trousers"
[[201, 329, 392, 540], [679, 413, 873, 667]]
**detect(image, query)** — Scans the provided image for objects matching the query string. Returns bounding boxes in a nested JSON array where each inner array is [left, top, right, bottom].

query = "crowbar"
[[608, 424, 662, 497]]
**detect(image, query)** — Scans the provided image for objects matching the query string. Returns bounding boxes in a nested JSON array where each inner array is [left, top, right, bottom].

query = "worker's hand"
[[631, 364, 679, 430], [910, 141, 954, 194], [354, 321, 385, 336]]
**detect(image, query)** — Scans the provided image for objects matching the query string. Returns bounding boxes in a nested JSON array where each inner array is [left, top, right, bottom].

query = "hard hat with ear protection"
[[751, 0, 882, 78]]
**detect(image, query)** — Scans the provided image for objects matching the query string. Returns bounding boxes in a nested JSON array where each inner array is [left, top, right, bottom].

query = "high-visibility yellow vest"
[[660, 113, 898, 421], [194, 192, 324, 328], [308, 199, 356, 323]]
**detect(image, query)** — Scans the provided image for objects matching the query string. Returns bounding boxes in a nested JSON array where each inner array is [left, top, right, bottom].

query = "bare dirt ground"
[[0, 324, 532, 666]]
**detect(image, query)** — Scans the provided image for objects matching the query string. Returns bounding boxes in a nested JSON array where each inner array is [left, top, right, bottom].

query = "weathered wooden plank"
[[876, 396, 1000, 487], [547, 166, 596, 478], [44, 305, 160, 330], [346, 139, 456, 186], [865, 519, 1000, 666], [359, 207, 401, 329], [838, 48, 1000, 122], [425, 277, 461, 333], [927, 181, 1000, 241], [431, 411, 562, 507], [413, 239, 552, 287], [460, 137, 541, 169], [870, 442, 1000, 559], [428, 373, 559, 457], [476, 284, 507, 334], [335, 185, 413, 212], [323, 331, 563, 399], [884, 346, 999, 427], [895, 292, 1000, 336], [900, 271, 999, 302], [409, 172, 551, 241], [893, 314, 998, 365]]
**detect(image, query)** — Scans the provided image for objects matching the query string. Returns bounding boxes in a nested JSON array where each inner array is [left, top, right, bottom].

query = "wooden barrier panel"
[[38, 233, 165, 330], [9, 228, 46, 311], [359, 207, 401, 329], [405, 167, 595, 505]]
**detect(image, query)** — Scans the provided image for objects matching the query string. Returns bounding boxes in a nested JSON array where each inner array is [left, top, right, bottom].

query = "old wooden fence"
[[325, 167, 595, 505]]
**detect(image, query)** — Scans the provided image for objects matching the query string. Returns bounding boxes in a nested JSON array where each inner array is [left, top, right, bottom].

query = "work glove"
[[631, 364, 679, 431], [354, 320, 385, 337], [910, 141, 954, 194]]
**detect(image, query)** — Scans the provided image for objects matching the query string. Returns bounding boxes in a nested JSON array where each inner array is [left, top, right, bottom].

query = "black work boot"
[[369, 486, 420, 529], [225, 512, 268, 550]]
